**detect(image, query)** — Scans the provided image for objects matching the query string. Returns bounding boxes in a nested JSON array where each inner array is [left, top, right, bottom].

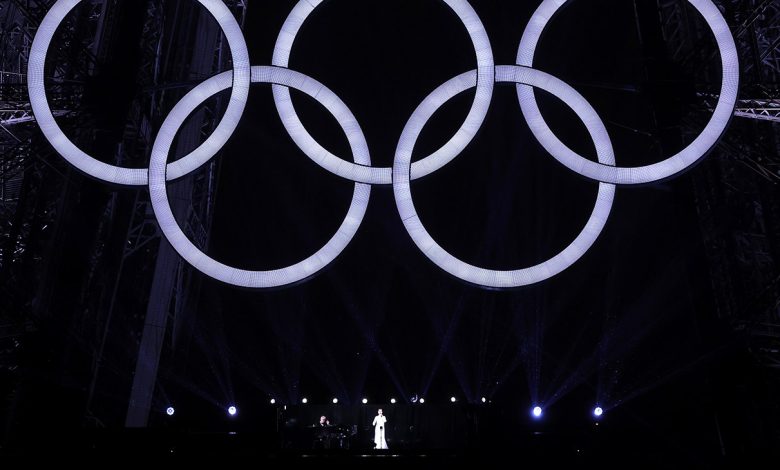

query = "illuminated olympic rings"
[[27, 0, 738, 288]]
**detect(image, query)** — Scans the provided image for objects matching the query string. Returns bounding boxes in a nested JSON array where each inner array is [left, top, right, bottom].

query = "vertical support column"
[[125, 239, 181, 425], [124, 0, 238, 425]]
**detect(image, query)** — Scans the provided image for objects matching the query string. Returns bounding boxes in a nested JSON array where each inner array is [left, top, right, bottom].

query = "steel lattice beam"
[[698, 93, 780, 123], [125, 0, 241, 427], [659, 0, 780, 345]]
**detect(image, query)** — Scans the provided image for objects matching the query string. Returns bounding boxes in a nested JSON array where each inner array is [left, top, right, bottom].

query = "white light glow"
[[419, 398, 425, 404], [302, 398, 308, 404], [516, 0, 738, 184], [481, 397, 487, 403], [390, 398, 396, 404], [532, 406, 542, 418], [28, 0, 740, 293], [392, 66, 616, 288], [362, 398, 368, 404], [28, 0, 251, 186], [147, 67, 371, 288], [450, 396, 457, 403], [270, 399, 276, 405], [228, 406, 237, 416], [593, 407, 603, 417], [332, 398, 339, 404], [166, 407, 175, 416], [271, 0, 495, 185]]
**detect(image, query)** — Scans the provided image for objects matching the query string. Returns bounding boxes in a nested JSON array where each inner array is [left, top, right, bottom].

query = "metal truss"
[[659, 0, 780, 357], [0, 0, 235, 428], [698, 92, 780, 123], [734, 97, 780, 122], [28, 0, 249, 427], [0, 0, 95, 273], [659, 0, 780, 119]]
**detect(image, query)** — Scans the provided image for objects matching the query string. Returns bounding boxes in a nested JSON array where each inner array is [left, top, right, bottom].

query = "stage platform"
[[3, 427, 770, 468]]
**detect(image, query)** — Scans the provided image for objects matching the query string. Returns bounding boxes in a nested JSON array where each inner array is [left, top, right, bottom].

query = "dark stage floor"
[[2, 428, 774, 468]]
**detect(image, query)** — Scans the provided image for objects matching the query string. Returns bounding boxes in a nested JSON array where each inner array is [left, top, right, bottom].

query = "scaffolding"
[[0, 0, 248, 431], [658, 0, 780, 409]]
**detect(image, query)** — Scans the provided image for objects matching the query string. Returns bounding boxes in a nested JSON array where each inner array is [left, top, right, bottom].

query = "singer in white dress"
[[372, 408, 388, 449]]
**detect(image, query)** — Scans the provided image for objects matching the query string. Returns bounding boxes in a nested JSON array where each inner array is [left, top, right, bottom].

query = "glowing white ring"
[[149, 66, 371, 288], [27, 1, 741, 290], [271, 0, 494, 185], [27, 0, 251, 186], [516, 0, 739, 185], [393, 65, 616, 288]]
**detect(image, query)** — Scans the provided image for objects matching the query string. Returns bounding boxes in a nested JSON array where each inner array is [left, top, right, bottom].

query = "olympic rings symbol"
[[27, 0, 739, 289]]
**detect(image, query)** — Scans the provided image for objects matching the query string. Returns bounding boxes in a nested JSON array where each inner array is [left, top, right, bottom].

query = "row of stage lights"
[[531, 406, 604, 419], [291, 396, 471, 405], [164, 403, 606, 419], [530, 406, 603, 418]]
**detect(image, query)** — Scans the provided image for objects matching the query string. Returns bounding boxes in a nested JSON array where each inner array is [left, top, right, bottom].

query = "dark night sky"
[[145, 0, 741, 432]]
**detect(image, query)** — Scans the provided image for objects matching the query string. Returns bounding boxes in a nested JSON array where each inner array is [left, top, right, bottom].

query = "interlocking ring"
[[149, 66, 371, 288], [27, 0, 739, 289], [271, 0, 495, 185], [393, 65, 615, 288], [516, 0, 739, 184], [28, 0, 251, 186]]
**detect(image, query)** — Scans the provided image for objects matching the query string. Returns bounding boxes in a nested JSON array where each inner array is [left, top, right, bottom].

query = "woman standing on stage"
[[372, 408, 388, 449]]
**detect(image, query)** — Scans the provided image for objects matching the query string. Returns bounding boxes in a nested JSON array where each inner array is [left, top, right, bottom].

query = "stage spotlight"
[[481, 397, 486, 403], [228, 405, 237, 416], [419, 398, 425, 404], [332, 398, 339, 404], [362, 398, 368, 404], [593, 406, 603, 418], [390, 398, 396, 404], [270, 398, 276, 405], [450, 396, 457, 403], [302, 398, 308, 404], [532, 406, 543, 418], [166, 406, 175, 416]]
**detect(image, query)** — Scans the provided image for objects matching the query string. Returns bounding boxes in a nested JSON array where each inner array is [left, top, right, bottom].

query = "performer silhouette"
[[313, 415, 331, 449], [372, 408, 388, 449]]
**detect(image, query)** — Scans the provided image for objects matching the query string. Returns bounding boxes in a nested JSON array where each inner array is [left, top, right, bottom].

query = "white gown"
[[372, 415, 388, 449]]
